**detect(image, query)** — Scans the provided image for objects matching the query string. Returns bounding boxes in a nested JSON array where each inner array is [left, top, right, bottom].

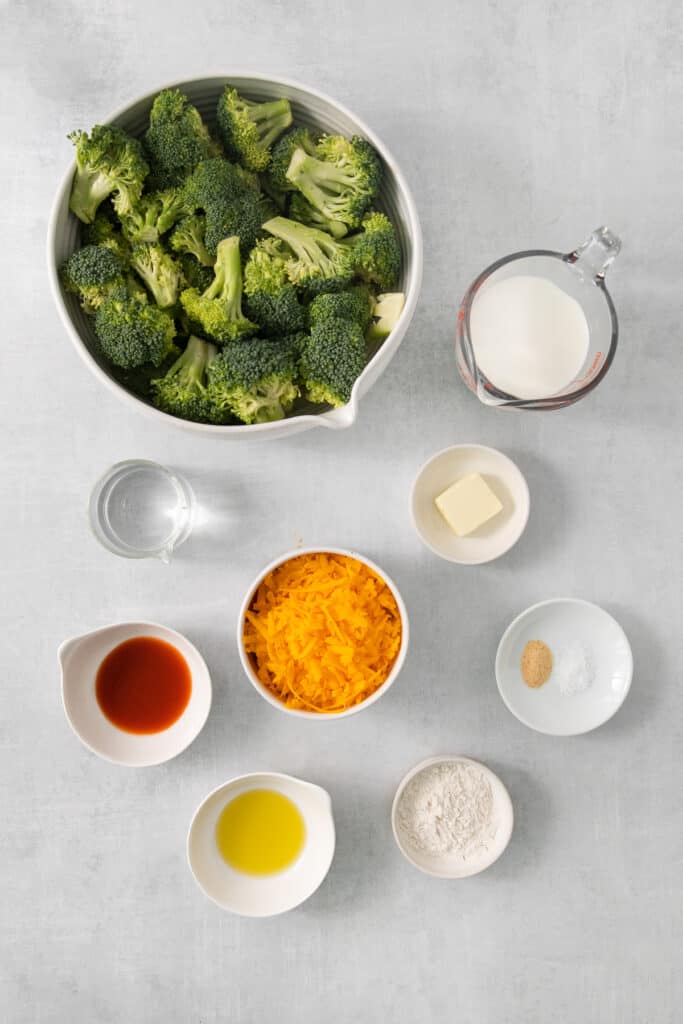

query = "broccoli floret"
[[207, 335, 299, 423], [266, 126, 318, 194], [81, 206, 116, 243], [308, 285, 374, 331], [169, 215, 214, 266], [245, 288, 307, 336], [83, 217, 130, 267], [243, 237, 289, 293], [345, 211, 401, 290], [367, 292, 405, 341], [81, 207, 128, 256], [259, 173, 288, 212], [123, 274, 149, 303], [234, 165, 262, 192], [68, 125, 149, 224], [178, 252, 214, 292], [180, 236, 256, 343], [299, 317, 366, 407], [204, 192, 269, 258], [151, 334, 226, 422], [95, 295, 177, 369], [144, 89, 220, 188], [316, 133, 382, 174], [129, 243, 183, 308], [288, 192, 348, 238], [182, 158, 266, 257], [110, 358, 174, 401], [119, 189, 185, 244], [285, 134, 381, 229], [258, 194, 281, 223], [262, 216, 353, 294], [243, 238, 307, 335], [216, 87, 292, 171], [60, 244, 126, 314], [183, 157, 248, 209], [155, 191, 186, 235]]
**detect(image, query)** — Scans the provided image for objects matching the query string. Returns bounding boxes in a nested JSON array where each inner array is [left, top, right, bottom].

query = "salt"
[[553, 644, 594, 696]]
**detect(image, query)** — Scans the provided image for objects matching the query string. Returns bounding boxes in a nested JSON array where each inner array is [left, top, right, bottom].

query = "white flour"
[[397, 761, 497, 860]]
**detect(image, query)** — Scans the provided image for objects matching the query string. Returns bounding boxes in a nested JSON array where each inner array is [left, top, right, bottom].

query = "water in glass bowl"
[[89, 460, 195, 561]]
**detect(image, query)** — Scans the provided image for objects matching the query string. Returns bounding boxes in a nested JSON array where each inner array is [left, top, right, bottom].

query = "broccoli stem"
[[166, 334, 213, 386], [138, 269, 175, 309], [207, 236, 245, 319], [367, 292, 405, 341], [248, 99, 293, 148], [185, 228, 213, 267], [262, 216, 340, 263], [192, 240, 214, 267], [239, 380, 289, 422], [287, 148, 360, 195], [171, 216, 214, 267], [69, 170, 113, 224]]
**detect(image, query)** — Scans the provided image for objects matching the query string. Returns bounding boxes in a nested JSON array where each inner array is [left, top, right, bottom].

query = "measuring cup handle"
[[567, 226, 621, 281]]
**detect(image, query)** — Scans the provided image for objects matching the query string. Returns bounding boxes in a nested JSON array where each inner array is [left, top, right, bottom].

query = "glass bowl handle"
[[567, 226, 621, 281]]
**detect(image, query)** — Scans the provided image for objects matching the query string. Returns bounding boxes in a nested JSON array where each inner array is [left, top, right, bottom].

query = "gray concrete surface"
[[2, 1, 682, 1021]]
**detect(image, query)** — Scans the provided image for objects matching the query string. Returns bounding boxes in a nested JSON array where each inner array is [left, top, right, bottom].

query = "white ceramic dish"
[[237, 546, 409, 719], [47, 73, 423, 439], [495, 598, 633, 735], [411, 444, 530, 564], [391, 755, 514, 878], [187, 772, 335, 916], [58, 621, 212, 766]]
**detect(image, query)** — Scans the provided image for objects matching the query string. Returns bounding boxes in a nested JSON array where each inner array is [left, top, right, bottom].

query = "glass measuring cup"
[[456, 227, 621, 410], [89, 460, 195, 562]]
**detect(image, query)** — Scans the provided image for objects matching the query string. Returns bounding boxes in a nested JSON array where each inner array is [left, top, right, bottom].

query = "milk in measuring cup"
[[470, 275, 590, 400]]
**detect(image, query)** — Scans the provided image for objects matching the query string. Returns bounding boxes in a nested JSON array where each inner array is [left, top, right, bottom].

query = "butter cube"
[[434, 473, 503, 537]]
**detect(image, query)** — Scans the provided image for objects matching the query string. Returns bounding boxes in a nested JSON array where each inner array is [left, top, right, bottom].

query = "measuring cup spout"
[[568, 226, 621, 281]]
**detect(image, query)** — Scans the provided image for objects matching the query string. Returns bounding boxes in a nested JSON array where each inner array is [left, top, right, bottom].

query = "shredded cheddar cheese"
[[243, 552, 402, 713]]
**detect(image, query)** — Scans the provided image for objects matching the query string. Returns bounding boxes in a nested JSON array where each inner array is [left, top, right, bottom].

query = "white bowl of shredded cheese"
[[391, 756, 514, 878], [237, 547, 409, 718]]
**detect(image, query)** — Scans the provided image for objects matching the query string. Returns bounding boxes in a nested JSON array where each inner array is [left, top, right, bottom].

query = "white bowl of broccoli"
[[47, 74, 422, 438]]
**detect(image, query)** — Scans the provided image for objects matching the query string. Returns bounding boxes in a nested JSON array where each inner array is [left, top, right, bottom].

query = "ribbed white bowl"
[[47, 73, 423, 439]]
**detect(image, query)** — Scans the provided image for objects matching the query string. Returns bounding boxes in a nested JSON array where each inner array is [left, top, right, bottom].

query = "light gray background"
[[2, 1, 682, 1021]]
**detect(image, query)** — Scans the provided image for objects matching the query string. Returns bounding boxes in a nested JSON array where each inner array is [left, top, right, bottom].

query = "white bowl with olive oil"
[[187, 772, 335, 916]]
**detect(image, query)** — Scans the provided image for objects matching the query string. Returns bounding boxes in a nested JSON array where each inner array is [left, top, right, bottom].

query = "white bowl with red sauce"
[[58, 621, 212, 766]]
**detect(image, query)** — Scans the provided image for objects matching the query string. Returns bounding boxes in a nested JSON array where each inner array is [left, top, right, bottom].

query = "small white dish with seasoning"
[[411, 444, 529, 564], [495, 598, 633, 735], [391, 756, 514, 878]]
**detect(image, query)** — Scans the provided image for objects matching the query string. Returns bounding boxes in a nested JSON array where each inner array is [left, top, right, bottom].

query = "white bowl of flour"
[[391, 756, 514, 878]]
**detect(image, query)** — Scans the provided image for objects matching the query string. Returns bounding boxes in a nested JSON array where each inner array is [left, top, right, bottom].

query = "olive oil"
[[215, 789, 306, 875]]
